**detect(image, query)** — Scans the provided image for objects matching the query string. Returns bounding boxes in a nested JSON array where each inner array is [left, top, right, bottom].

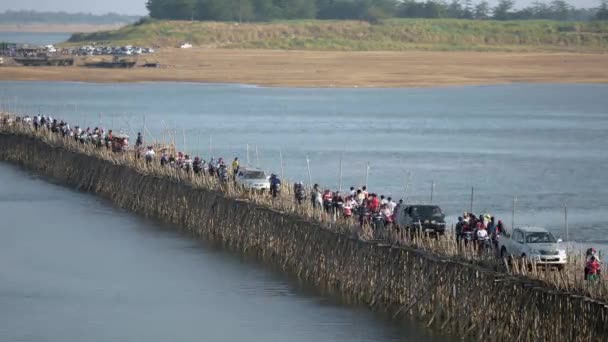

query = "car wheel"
[[557, 264, 565, 271]]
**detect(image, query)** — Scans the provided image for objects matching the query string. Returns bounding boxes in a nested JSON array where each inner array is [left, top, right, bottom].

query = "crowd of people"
[[3, 113, 603, 280], [299, 184, 403, 228], [8, 114, 120, 148], [455, 212, 506, 250]]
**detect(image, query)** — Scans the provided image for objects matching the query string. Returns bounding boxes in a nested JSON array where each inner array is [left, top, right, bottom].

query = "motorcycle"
[[358, 206, 371, 227], [477, 236, 492, 255], [193, 161, 203, 174], [270, 183, 281, 198], [218, 166, 229, 183], [323, 199, 333, 213], [372, 212, 386, 240], [333, 200, 344, 214], [295, 187, 306, 204], [460, 230, 474, 247]]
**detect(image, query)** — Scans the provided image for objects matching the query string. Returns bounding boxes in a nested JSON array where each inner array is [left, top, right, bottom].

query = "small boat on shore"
[[13, 56, 74, 67], [84, 56, 136, 69]]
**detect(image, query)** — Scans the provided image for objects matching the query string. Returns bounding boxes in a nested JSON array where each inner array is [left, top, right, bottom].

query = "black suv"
[[395, 204, 446, 235]]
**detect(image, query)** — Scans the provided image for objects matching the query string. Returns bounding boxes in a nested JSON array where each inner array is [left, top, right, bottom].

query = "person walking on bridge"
[[232, 157, 240, 181], [145, 146, 155, 165], [135, 132, 143, 148]]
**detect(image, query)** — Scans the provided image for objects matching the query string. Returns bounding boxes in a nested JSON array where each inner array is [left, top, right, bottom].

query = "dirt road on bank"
[[2, 48, 607, 87]]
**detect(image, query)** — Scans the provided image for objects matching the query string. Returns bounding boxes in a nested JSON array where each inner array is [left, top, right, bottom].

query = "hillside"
[[67, 19, 608, 52]]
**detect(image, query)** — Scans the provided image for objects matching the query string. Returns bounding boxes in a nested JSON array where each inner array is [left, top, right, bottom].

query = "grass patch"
[[67, 19, 608, 52]]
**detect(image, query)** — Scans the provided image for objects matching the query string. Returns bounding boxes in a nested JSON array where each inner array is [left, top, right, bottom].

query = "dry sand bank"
[[1, 48, 607, 87]]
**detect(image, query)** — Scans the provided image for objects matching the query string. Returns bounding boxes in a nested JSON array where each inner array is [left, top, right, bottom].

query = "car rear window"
[[525, 232, 557, 243], [410, 206, 442, 217], [244, 171, 266, 179]]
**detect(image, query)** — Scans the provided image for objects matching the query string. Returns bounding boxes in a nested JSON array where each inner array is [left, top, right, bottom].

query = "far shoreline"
[[0, 23, 127, 33]]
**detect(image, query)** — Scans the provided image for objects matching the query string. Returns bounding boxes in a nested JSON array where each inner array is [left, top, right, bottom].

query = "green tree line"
[[145, 0, 608, 22]]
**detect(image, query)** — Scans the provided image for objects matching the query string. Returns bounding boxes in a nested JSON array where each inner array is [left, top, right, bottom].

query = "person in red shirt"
[[367, 194, 380, 213], [585, 256, 601, 281]]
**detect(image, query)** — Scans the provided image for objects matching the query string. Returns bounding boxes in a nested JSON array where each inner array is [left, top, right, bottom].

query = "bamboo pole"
[[512, 195, 517, 230], [279, 148, 284, 181], [470, 187, 474, 213], [306, 155, 312, 186], [338, 153, 343, 192], [143, 115, 146, 143], [182, 128, 187, 154], [196, 130, 202, 158], [122, 118, 137, 138], [564, 204, 569, 242]]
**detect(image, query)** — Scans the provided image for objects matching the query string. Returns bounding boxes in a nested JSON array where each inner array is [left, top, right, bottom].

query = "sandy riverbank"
[[2, 48, 607, 87]]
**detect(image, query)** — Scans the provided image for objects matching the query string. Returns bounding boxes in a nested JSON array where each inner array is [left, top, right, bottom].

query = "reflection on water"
[[0, 163, 450, 342], [1, 81, 607, 243]]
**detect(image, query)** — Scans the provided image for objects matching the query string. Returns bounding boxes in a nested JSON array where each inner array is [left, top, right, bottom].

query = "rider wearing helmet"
[[269, 174, 281, 198], [585, 252, 602, 281], [294, 182, 306, 204]]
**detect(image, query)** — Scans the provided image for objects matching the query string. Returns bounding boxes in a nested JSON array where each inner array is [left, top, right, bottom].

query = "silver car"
[[235, 168, 270, 190]]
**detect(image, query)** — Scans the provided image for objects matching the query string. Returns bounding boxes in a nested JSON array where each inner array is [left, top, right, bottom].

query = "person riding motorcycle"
[[358, 199, 371, 227], [355, 189, 365, 206], [183, 155, 193, 172], [231, 158, 240, 181], [144, 146, 155, 165], [322, 190, 333, 212], [459, 218, 474, 246], [343, 196, 355, 218], [475, 223, 491, 252], [135, 132, 143, 148], [218, 164, 229, 182], [193, 157, 203, 174], [294, 182, 306, 204], [311, 184, 322, 209], [367, 194, 380, 213], [380, 204, 393, 226], [269, 174, 281, 198], [585, 249, 601, 281], [208, 158, 216, 176], [332, 191, 344, 214]]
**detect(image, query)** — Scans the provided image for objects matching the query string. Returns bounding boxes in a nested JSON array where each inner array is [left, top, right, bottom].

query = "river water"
[[1, 81, 608, 246], [0, 162, 448, 342], [0, 32, 72, 46]]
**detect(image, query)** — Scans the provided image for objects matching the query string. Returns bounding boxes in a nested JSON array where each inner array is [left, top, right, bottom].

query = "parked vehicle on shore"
[[235, 167, 270, 191], [499, 226, 567, 270], [395, 204, 446, 235]]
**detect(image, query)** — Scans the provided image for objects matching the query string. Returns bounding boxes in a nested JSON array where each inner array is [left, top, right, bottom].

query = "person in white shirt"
[[145, 146, 155, 165], [387, 197, 397, 214], [476, 227, 489, 240]]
